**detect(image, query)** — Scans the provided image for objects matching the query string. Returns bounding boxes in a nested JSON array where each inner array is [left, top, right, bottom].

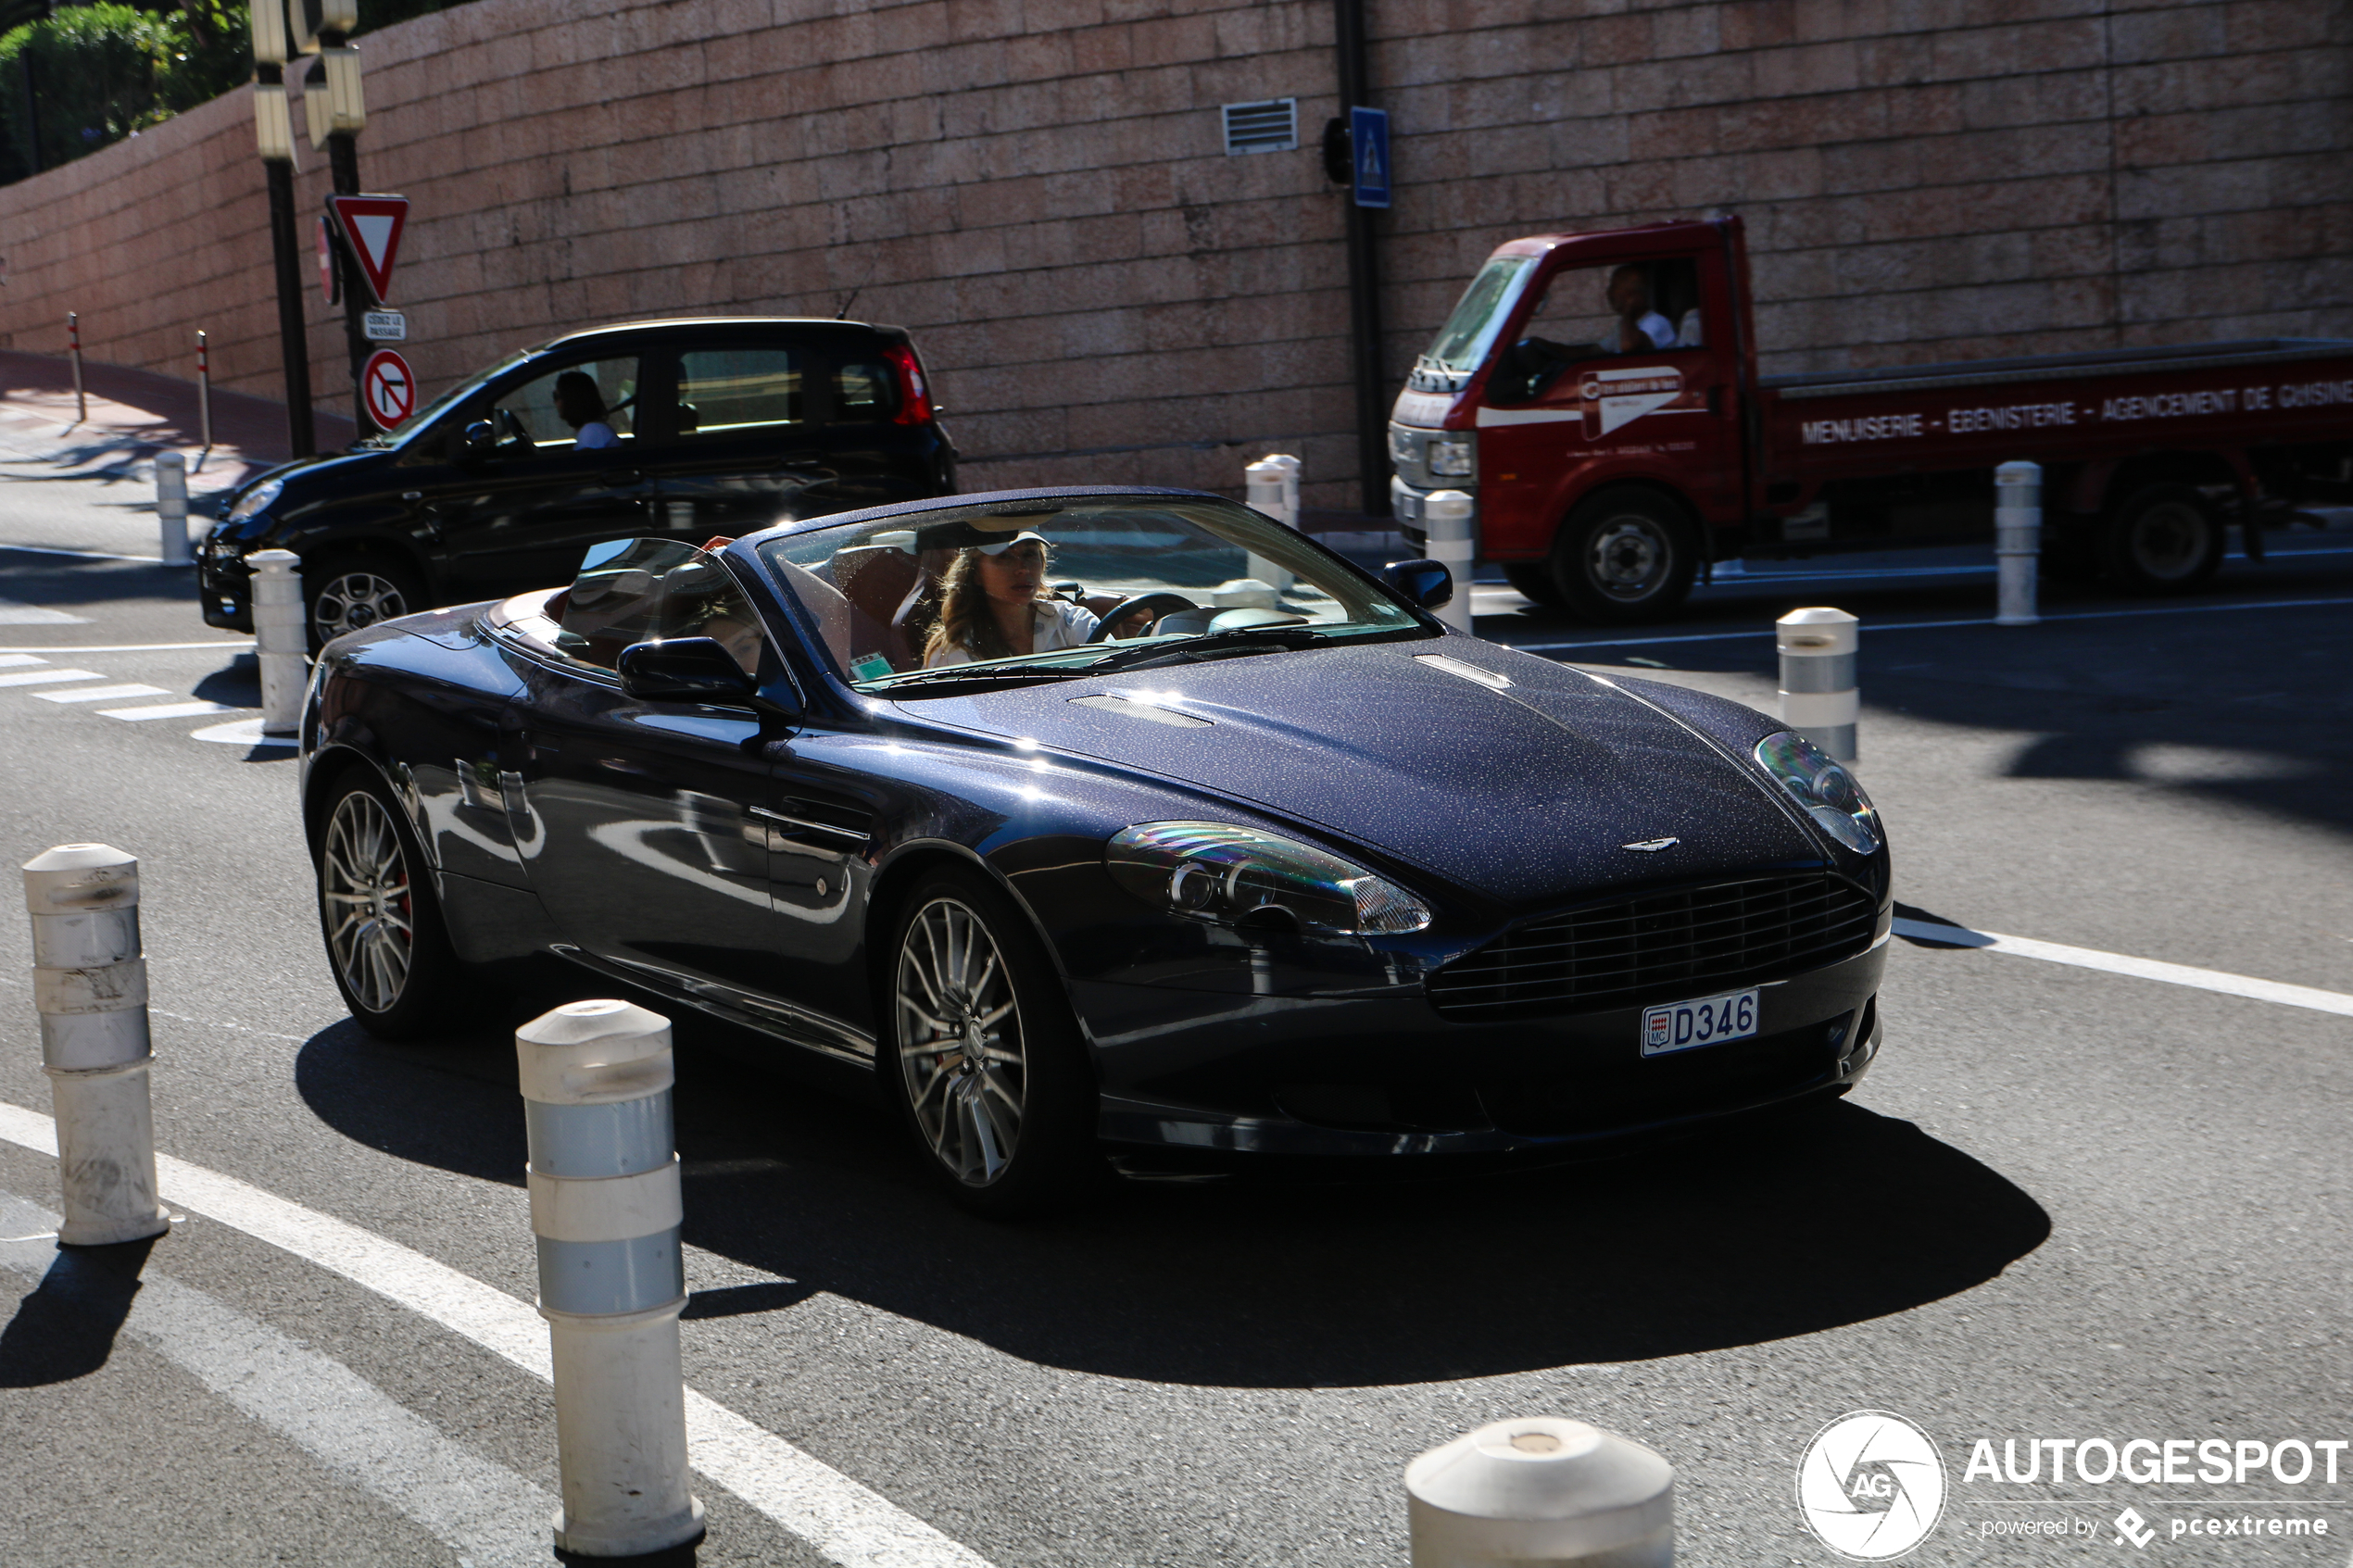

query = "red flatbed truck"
[[1387, 215, 2353, 622]]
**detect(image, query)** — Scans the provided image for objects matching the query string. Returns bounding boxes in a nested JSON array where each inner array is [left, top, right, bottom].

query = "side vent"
[[1222, 99, 1299, 156]]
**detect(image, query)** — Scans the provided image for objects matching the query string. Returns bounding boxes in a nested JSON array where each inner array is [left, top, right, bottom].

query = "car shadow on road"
[[295, 1002, 2049, 1388]]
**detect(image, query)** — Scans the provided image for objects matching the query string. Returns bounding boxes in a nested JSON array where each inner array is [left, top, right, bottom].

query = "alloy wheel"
[[321, 790, 414, 1016], [312, 570, 410, 642], [1585, 515, 1672, 600], [895, 897, 1026, 1186]]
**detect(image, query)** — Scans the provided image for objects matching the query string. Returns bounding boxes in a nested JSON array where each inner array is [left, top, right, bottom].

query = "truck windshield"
[[1419, 257, 1533, 377]]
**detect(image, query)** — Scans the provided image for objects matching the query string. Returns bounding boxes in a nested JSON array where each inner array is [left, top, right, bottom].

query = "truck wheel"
[[1550, 489, 1697, 623], [1503, 563, 1564, 608], [2103, 483, 2224, 594]]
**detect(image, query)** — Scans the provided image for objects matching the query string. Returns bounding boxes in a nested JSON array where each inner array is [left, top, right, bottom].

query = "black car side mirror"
[[618, 637, 771, 707], [1382, 558, 1453, 611], [459, 420, 495, 461]]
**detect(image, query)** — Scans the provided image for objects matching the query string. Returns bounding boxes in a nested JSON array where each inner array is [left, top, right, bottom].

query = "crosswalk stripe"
[[96, 700, 238, 720], [33, 683, 170, 704], [0, 667, 102, 687], [0, 652, 46, 668]]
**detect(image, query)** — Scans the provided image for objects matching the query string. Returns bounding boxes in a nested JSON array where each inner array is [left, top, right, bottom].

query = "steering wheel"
[[1086, 591, 1200, 643], [493, 406, 533, 451]]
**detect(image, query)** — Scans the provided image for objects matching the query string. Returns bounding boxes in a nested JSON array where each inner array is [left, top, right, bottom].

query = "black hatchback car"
[[200, 317, 956, 646]]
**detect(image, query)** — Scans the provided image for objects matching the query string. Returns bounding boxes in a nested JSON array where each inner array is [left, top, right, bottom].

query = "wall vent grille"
[[1222, 99, 1298, 155]]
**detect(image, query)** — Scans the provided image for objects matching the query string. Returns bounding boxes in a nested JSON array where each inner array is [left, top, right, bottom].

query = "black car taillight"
[[884, 343, 934, 425]]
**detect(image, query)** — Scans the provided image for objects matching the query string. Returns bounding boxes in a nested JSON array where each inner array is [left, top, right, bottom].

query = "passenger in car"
[[555, 371, 622, 450], [923, 533, 1101, 666]]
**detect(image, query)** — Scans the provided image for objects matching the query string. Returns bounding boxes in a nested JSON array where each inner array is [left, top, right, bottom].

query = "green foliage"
[[0, 2, 254, 179]]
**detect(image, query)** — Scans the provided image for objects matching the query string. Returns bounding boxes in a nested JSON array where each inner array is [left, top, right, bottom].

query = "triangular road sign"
[[327, 194, 409, 306]]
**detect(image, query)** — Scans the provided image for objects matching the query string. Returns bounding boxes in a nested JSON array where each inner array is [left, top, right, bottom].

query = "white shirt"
[[1629, 311, 1678, 350], [573, 421, 620, 450], [926, 599, 1102, 666]]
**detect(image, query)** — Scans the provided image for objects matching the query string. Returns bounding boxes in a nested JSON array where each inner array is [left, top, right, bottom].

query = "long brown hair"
[[923, 542, 1052, 663]]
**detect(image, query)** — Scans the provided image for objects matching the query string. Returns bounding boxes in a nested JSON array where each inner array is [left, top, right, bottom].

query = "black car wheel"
[[882, 870, 1097, 1215], [307, 556, 424, 650], [316, 770, 469, 1038], [1550, 487, 1696, 623], [2103, 483, 2225, 594]]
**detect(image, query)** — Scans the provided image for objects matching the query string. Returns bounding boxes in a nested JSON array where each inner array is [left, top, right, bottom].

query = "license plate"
[[1642, 988, 1759, 1056]]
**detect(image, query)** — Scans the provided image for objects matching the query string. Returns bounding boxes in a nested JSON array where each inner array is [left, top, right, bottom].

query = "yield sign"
[[327, 194, 409, 306]]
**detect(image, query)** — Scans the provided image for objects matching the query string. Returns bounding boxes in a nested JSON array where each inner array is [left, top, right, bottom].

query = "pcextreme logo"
[[1797, 1410, 1950, 1561]]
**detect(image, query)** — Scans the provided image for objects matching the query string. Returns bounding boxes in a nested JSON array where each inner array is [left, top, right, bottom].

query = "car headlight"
[[1428, 436, 1474, 477], [226, 478, 283, 521], [1754, 732, 1882, 855], [1106, 822, 1431, 935]]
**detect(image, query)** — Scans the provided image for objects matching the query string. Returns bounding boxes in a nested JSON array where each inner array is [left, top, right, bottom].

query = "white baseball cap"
[[974, 531, 1051, 555]]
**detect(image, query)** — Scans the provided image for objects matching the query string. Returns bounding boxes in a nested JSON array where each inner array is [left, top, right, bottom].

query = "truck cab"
[[1390, 218, 1755, 621]]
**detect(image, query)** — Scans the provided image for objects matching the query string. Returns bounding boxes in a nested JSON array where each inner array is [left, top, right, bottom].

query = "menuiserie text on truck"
[[1388, 216, 2353, 622]]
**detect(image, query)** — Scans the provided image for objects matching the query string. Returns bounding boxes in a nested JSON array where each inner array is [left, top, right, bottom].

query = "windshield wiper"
[[868, 663, 1088, 693], [1079, 625, 1329, 675]]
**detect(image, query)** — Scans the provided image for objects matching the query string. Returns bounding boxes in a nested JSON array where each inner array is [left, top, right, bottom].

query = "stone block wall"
[[1, 0, 2344, 512]]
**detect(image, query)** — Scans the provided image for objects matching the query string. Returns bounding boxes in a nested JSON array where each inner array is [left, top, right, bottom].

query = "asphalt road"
[[0, 466, 2348, 1567]]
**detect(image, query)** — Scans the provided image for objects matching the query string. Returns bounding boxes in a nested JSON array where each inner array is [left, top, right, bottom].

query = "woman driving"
[[922, 533, 1101, 667]]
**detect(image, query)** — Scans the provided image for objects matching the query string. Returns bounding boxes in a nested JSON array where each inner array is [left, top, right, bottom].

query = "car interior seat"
[[830, 544, 921, 672]]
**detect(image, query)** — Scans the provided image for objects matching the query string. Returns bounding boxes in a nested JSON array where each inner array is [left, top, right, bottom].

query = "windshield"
[[362, 345, 539, 450], [754, 495, 1430, 694], [1421, 256, 1535, 375]]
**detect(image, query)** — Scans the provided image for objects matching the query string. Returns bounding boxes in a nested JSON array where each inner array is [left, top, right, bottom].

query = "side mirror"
[[617, 637, 764, 707], [1381, 558, 1453, 612], [459, 420, 495, 461]]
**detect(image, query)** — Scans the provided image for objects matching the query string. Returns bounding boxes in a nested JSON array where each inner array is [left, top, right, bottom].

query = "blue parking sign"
[[1351, 107, 1390, 208]]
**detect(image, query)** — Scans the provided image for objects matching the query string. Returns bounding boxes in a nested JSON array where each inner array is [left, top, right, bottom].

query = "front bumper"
[[197, 540, 255, 633], [1083, 934, 1888, 1163]]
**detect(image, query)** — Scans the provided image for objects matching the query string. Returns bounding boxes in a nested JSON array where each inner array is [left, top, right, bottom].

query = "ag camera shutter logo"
[[1797, 1411, 1948, 1560]]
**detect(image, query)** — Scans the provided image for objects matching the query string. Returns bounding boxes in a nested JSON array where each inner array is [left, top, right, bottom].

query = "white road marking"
[[0, 1192, 558, 1567], [1893, 918, 2353, 1017], [0, 652, 46, 667], [96, 700, 237, 720], [1513, 594, 2353, 653], [0, 597, 89, 624], [191, 716, 298, 747], [0, 542, 163, 562], [33, 683, 169, 704], [0, 641, 255, 652], [0, 1102, 998, 1568], [0, 666, 103, 686]]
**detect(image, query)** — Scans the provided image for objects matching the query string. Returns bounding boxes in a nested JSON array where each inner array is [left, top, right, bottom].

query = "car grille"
[[1428, 873, 1879, 1021]]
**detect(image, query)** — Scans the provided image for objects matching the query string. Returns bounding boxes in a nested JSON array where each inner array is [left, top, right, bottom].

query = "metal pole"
[[195, 330, 212, 453], [1994, 459, 2042, 626], [22, 845, 170, 1248], [326, 132, 377, 439], [1333, 0, 1388, 515], [517, 1000, 704, 1558], [258, 62, 317, 458], [67, 311, 84, 422]]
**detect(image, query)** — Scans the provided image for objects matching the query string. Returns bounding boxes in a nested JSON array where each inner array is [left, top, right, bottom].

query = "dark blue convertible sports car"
[[301, 486, 1891, 1211]]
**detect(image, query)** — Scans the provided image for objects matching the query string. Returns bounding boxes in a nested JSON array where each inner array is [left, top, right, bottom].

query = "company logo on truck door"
[[1579, 366, 1689, 435]]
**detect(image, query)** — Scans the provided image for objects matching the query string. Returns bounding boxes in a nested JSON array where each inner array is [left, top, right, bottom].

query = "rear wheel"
[[2102, 483, 2224, 594], [881, 869, 1099, 1216], [1502, 562, 1565, 608], [305, 554, 425, 651], [315, 770, 470, 1038], [1549, 488, 1697, 623]]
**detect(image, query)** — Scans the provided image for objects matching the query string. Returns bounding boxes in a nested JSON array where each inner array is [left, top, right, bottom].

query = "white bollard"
[[156, 451, 192, 568], [1424, 489, 1477, 634], [1266, 451, 1302, 530], [1244, 455, 1296, 593], [23, 845, 170, 1248], [518, 999, 704, 1559], [1777, 606, 1858, 761], [1994, 459, 2041, 626], [1406, 1416, 1674, 1567], [248, 548, 308, 734]]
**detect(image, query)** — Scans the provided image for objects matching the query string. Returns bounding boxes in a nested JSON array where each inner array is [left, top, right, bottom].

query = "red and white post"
[[67, 312, 85, 423]]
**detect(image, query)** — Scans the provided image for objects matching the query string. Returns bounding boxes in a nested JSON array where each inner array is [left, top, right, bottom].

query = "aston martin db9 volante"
[[301, 486, 1891, 1211]]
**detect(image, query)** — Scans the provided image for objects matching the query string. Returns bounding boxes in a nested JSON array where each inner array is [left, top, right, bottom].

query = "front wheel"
[[2103, 483, 2224, 594], [305, 554, 426, 652], [315, 769, 471, 1038], [1549, 488, 1697, 623], [881, 870, 1100, 1215]]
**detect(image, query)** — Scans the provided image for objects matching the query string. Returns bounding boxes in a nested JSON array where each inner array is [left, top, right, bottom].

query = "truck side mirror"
[[1381, 558, 1453, 611]]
